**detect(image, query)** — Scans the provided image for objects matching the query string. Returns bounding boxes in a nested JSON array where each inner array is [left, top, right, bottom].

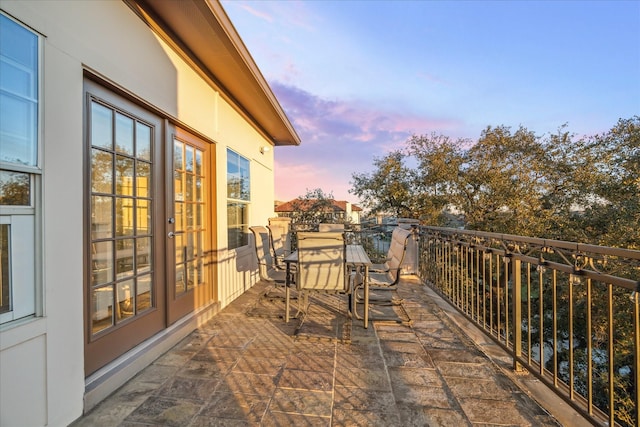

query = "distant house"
[[275, 199, 362, 224], [0, 1, 299, 425]]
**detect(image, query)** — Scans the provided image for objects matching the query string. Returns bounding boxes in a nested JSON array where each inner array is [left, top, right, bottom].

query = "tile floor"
[[72, 276, 564, 426]]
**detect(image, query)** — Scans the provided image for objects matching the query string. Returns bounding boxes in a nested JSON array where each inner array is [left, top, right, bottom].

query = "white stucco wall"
[[0, 1, 277, 425]]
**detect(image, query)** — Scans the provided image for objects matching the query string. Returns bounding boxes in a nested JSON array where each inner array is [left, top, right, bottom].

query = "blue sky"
[[221, 0, 640, 204]]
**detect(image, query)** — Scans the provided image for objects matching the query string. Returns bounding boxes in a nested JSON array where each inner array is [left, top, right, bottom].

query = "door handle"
[[168, 231, 175, 239]]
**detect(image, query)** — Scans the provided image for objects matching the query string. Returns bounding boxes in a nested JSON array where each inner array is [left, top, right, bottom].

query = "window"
[[226, 149, 250, 249], [0, 13, 40, 323]]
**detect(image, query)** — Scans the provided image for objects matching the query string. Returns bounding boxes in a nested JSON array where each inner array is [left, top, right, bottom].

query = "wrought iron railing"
[[418, 226, 640, 427]]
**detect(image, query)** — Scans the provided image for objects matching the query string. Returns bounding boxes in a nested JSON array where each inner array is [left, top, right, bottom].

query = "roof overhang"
[[124, 0, 300, 146]]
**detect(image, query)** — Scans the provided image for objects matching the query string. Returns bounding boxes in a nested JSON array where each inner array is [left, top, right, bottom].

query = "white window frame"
[[0, 12, 43, 325], [226, 148, 250, 249]]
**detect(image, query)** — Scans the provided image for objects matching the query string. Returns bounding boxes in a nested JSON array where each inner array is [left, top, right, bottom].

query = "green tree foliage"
[[350, 151, 416, 218], [350, 116, 640, 248]]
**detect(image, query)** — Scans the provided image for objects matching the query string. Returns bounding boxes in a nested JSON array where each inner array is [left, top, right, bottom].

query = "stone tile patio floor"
[[73, 276, 583, 426]]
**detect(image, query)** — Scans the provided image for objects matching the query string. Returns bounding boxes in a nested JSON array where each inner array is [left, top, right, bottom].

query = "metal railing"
[[285, 221, 640, 425], [418, 226, 640, 427]]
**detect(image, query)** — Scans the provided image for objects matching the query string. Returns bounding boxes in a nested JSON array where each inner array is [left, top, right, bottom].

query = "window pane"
[[91, 149, 113, 194], [0, 224, 10, 314], [136, 122, 151, 161], [0, 170, 30, 205], [227, 202, 248, 249], [91, 102, 112, 150], [91, 195, 112, 240], [92, 286, 114, 333], [0, 14, 38, 167], [92, 241, 113, 286], [240, 157, 250, 200], [0, 93, 37, 165], [115, 112, 134, 155]]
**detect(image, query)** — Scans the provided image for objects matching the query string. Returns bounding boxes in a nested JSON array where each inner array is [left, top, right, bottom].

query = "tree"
[[350, 151, 417, 218], [289, 188, 338, 224]]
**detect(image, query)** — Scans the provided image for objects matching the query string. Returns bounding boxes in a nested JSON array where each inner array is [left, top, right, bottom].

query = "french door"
[[166, 129, 215, 324], [84, 80, 216, 375]]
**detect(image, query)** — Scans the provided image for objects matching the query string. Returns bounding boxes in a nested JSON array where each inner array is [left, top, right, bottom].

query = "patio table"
[[284, 244, 372, 327]]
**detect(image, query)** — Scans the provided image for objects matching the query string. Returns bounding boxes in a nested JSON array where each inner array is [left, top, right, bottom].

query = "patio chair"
[[267, 224, 289, 269], [250, 226, 289, 297], [354, 226, 412, 305], [318, 223, 345, 232], [288, 231, 351, 319]]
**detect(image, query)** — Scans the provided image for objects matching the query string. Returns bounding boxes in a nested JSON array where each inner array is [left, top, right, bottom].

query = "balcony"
[[73, 224, 639, 426]]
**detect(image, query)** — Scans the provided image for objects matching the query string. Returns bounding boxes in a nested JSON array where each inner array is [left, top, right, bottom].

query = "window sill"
[[0, 316, 46, 352]]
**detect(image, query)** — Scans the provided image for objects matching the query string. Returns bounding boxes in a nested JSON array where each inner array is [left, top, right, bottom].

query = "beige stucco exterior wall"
[[0, 1, 276, 425]]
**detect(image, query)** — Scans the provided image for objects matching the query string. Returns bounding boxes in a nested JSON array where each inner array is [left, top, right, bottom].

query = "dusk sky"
[[221, 0, 640, 204]]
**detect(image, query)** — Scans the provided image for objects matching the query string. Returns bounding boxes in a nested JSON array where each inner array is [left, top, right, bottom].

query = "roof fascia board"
[[123, 0, 300, 146]]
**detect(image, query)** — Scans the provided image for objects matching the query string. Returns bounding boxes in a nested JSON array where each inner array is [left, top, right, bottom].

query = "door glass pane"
[[92, 285, 114, 333], [136, 162, 150, 198], [136, 122, 151, 161], [195, 150, 202, 175], [91, 195, 112, 240], [91, 103, 112, 150], [136, 274, 152, 312], [185, 146, 194, 172], [174, 201, 184, 231], [115, 197, 134, 237], [92, 241, 113, 286], [115, 112, 134, 155], [136, 237, 151, 273], [185, 174, 193, 202], [136, 199, 150, 235], [174, 141, 183, 170], [174, 171, 184, 202], [116, 279, 134, 321], [115, 155, 134, 195], [116, 238, 134, 278], [91, 149, 113, 194], [175, 233, 184, 264]]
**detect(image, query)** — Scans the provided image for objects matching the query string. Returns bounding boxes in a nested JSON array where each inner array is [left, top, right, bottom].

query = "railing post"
[[634, 286, 640, 426], [512, 255, 523, 372]]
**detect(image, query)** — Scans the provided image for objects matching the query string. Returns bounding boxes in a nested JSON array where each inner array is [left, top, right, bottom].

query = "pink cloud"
[[270, 81, 462, 203]]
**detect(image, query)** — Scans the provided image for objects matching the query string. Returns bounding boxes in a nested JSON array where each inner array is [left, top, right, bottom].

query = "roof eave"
[[124, 0, 301, 146]]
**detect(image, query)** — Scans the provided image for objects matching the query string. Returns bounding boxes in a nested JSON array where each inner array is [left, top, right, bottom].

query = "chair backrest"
[[385, 227, 412, 283], [267, 225, 286, 258], [249, 226, 276, 281], [318, 223, 345, 232], [296, 232, 347, 292]]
